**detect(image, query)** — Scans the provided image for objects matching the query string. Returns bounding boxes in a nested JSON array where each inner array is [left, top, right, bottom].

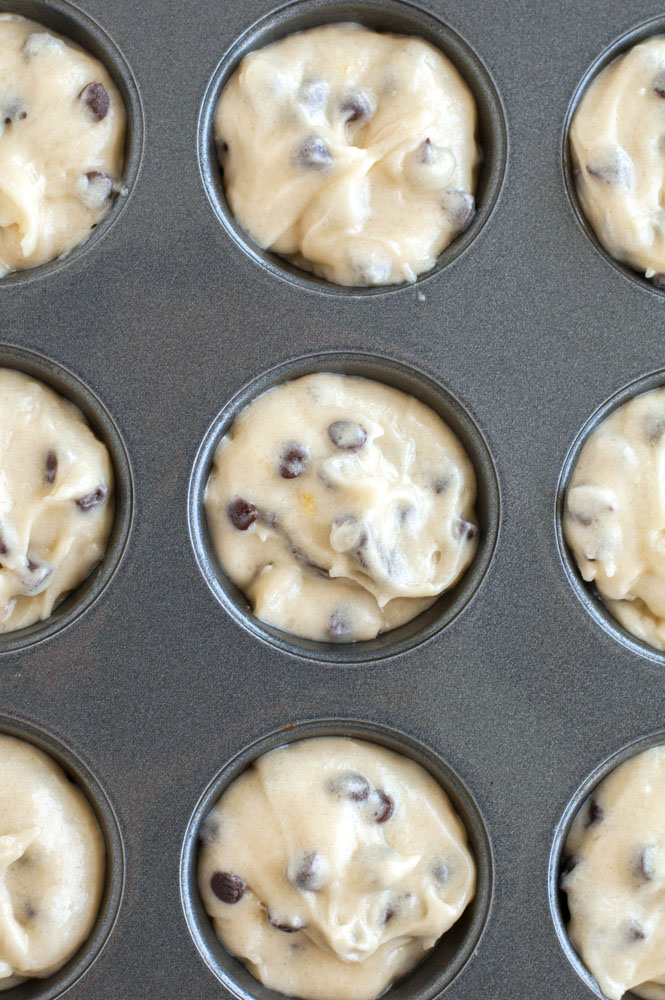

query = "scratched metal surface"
[[1, 0, 663, 997]]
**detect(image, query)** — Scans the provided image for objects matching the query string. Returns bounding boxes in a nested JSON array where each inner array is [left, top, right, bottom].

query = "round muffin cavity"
[[204, 372, 479, 643], [560, 745, 665, 1000], [215, 22, 480, 287], [0, 13, 125, 276], [198, 736, 476, 1000], [0, 734, 104, 989], [570, 35, 665, 288], [0, 367, 113, 633], [563, 386, 665, 651]]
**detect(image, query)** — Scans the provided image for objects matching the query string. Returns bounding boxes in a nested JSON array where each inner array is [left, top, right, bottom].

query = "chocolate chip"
[[328, 420, 367, 451], [653, 273, 665, 288], [384, 906, 396, 923], [328, 610, 350, 639], [45, 450, 57, 485], [443, 187, 476, 232], [210, 871, 246, 903], [340, 92, 370, 122], [23, 557, 53, 594], [586, 799, 603, 826], [299, 79, 329, 111], [76, 485, 107, 511], [83, 171, 114, 207], [219, 140, 229, 155], [328, 772, 371, 802], [227, 498, 258, 531], [287, 851, 328, 891], [654, 74, 665, 98], [0, 533, 8, 556], [79, 82, 110, 122], [635, 846, 656, 881], [373, 791, 394, 823], [420, 138, 437, 164], [295, 135, 331, 170], [24, 902, 37, 920], [269, 914, 306, 932], [432, 860, 449, 883], [455, 518, 478, 541], [279, 444, 309, 479], [433, 476, 450, 494], [586, 151, 633, 189], [629, 920, 647, 941], [2, 101, 28, 126], [644, 414, 665, 443], [199, 820, 220, 848]]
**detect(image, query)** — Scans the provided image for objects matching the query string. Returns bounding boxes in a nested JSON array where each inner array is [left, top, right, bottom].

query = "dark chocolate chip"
[[635, 846, 656, 882], [24, 902, 37, 920], [219, 140, 229, 155], [84, 170, 114, 203], [2, 101, 28, 125], [455, 518, 478, 541], [79, 82, 110, 122], [24, 557, 53, 593], [586, 799, 603, 827], [328, 420, 367, 451], [373, 791, 394, 823], [629, 920, 646, 941], [328, 772, 371, 802], [199, 820, 220, 848], [227, 498, 258, 531], [328, 610, 350, 639], [269, 914, 306, 932], [295, 135, 331, 170], [432, 860, 449, 884], [75, 485, 107, 511], [0, 533, 9, 557], [210, 871, 246, 904], [653, 273, 665, 288], [279, 444, 309, 479], [433, 476, 450, 495], [287, 851, 328, 891], [586, 153, 632, 188], [45, 450, 57, 485], [384, 906, 396, 923], [655, 74, 665, 98], [443, 188, 476, 232], [644, 414, 665, 443], [340, 92, 370, 122], [420, 137, 437, 164], [559, 854, 578, 889]]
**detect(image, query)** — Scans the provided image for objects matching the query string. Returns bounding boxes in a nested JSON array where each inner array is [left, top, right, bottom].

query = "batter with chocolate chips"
[[215, 23, 480, 286], [204, 373, 478, 643], [199, 736, 476, 1000], [561, 745, 665, 1000], [0, 13, 125, 275], [0, 734, 104, 989], [570, 36, 665, 287], [564, 387, 665, 651], [0, 368, 113, 633]]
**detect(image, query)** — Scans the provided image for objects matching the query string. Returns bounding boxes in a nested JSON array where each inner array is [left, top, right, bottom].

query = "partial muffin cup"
[[0, 713, 124, 1000], [562, 13, 665, 299], [180, 717, 493, 1000], [0, 0, 144, 287], [0, 344, 133, 654], [548, 729, 665, 1000], [197, 0, 507, 297], [187, 350, 500, 664], [555, 367, 665, 666]]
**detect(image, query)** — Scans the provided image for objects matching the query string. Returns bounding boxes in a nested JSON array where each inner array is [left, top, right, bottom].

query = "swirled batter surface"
[[198, 736, 475, 1000], [570, 36, 665, 286], [215, 23, 479, 286], [564, 387, 665, 650], [0, 734, 104, 989], [0, 368, 113, 633], [0, 13, 125, 275], [561, 745, 665, 1000], [204, 373, 478, 642]]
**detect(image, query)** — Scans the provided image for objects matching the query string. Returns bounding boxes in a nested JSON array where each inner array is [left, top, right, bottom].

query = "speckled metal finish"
[[1, 0, 664, 998]]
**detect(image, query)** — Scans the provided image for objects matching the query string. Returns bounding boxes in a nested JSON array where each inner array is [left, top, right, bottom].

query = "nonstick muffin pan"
[[3, 0, 665, 997]]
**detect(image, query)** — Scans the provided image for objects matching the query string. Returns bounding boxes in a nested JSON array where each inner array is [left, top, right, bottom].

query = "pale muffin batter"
[[564, 387, 665, 650], [205, 373, 478, 643], [0, 734, 104, 989], [570, 36, 665, 287], [561, 745, 665, 1000], [0, 368, 113, 633], [199, 736, 476, 1000], [215, 23, 480, 286], [0, 13, 125, 276]]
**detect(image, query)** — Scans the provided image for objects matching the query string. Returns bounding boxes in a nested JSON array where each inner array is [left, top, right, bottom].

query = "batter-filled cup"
[[198, 735, 476, 1000], [0, 12, 125, 276], [214, 22, 480, 287], [204, 372, 479, 643]]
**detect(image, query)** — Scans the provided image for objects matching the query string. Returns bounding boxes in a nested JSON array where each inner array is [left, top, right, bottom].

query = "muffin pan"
[[2, 0, 665, 997]]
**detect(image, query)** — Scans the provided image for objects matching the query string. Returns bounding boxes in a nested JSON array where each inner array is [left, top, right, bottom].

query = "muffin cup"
[[181, 717, 494, 1000], [0, 344, 134, 654], [197, 0, 508, 296], [188, 350, 500, 664], [0, 713, 125, 1000]]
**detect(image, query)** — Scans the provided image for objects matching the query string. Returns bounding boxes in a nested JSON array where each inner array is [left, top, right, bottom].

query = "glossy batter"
[[215, 23, 480, 286], [0, 734, 104, 989], [0, 368, 113, 633], [564, 387, 665, 650], [561, 745, 665, 1000], [570, 36, 665, 287], [199, 736, 476, 1000], [205, 373, 478, 642], [0, 13, 125, 276]]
